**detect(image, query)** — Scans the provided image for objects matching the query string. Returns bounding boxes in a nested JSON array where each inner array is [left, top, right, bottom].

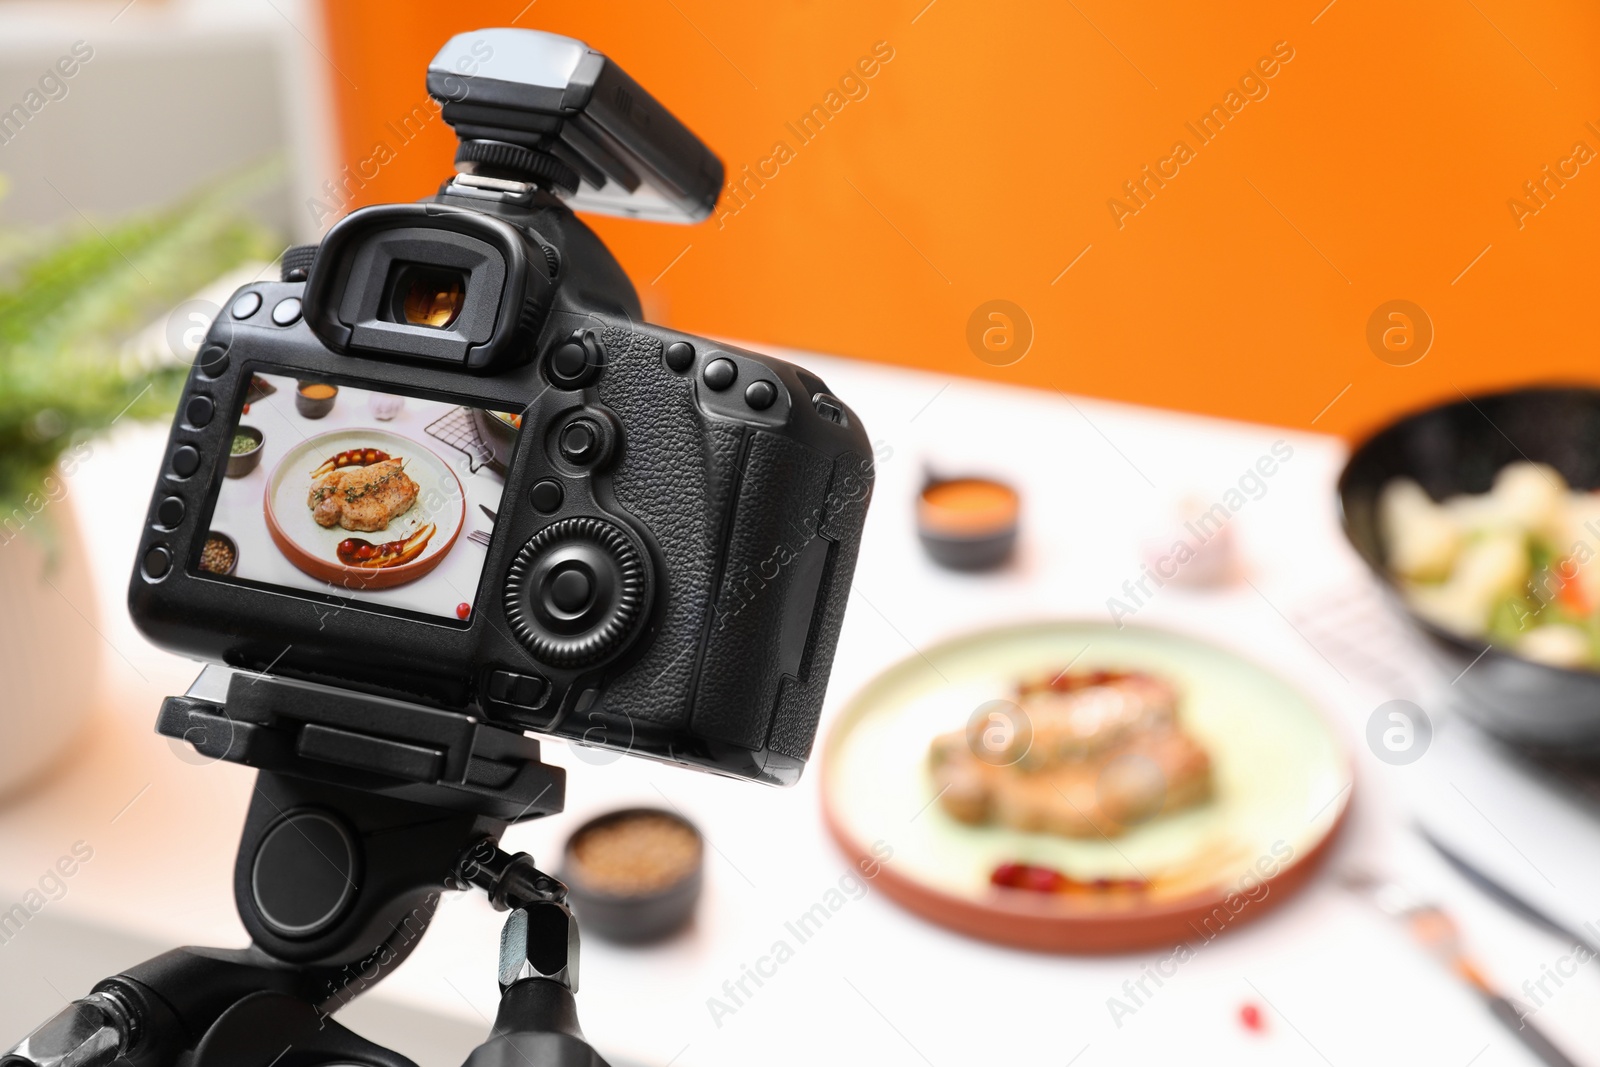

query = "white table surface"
[[2, 352, 1597, 1067]]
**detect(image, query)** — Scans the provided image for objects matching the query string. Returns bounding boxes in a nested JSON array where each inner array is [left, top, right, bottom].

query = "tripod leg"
[[460, 979, 610, 1067]]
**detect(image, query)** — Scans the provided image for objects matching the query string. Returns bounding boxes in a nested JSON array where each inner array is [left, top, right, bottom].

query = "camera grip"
[[591, 325, 873, 780]]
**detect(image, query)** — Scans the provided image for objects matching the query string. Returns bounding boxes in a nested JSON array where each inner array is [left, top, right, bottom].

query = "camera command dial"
[[503, 517, 647, 667]]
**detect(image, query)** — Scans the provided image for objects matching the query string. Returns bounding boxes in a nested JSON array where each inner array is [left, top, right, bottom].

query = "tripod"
[[3, 666, 607, 1067]]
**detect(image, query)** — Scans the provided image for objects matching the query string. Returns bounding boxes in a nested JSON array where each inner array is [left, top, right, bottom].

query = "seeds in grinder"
[[199, 535, 235, 574], [570, 813, 700, 896]]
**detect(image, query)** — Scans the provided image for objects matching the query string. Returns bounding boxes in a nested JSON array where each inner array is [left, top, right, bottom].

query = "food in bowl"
[[928, 668, 1213, 839], [561, 808, 705, 943], [569, 811, 702, 895], [198, 534, 237, 575], [1380, 462, 1600, 668]]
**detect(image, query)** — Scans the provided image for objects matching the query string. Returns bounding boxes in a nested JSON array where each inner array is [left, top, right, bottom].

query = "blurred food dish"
[[1380, 463, 1600, 668], [1340, 387, 1600, 753], [823, 620, 1349, 952], [916, 474, 1020, 571], [929, 669, 1213, 838], [561, 808, 704, 944]]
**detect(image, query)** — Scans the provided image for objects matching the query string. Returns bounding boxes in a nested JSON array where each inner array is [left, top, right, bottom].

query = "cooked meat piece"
[[928, 670, 1212, 839], [308, 459, 419, 532], [1009, 671, 1179, 770]]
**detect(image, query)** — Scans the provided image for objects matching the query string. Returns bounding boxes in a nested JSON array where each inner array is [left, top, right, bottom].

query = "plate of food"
[[821, 620, 1351, 952], [263, 428, 465, 591]]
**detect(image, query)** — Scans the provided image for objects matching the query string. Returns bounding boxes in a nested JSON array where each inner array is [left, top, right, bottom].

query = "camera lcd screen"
[[196, 371, 521, 623]]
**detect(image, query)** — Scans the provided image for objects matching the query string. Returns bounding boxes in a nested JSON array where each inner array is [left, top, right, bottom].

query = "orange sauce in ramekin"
[[918, 478, 1019, 537]]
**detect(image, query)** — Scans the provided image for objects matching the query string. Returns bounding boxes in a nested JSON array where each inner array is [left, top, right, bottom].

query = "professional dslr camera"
[[5, 28, 872, 1067]]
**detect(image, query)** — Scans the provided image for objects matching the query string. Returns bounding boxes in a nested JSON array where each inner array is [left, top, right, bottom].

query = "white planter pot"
[[0, 499, 100, 795]]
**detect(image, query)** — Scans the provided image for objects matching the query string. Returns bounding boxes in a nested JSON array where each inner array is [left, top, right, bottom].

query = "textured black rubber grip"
[[589, 325, 873, 783]]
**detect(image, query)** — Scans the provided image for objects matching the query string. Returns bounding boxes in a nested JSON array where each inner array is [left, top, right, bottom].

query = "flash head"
[[428, 29, 724, 224]]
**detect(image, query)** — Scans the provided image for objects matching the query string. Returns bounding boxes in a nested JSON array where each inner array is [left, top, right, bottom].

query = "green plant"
[[0, 163, 282, 543]]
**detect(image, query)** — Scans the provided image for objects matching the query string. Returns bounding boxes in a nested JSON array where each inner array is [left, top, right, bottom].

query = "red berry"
[[1239, 1003, 1263, 1032], [455, 602, 471, 620]]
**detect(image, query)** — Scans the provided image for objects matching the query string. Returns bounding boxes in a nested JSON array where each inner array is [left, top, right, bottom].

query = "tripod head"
[[5, 667, 604, 1067]]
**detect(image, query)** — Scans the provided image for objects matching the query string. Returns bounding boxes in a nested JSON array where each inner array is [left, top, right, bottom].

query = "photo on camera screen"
[[196, 371, 522, 623]]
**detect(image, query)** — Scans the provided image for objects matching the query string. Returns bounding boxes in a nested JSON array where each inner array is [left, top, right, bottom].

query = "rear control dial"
[[504, 518, 646, 667]]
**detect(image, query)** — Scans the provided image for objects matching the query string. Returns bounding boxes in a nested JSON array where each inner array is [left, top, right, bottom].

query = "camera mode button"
[[271, 297, 303, 327], [185, 395, 214, 427], [142, 545, 172, 580], [487, 669, 549, 710], [559, 420, 601, 465], [231, 291, 262, 319], [664, 340, 695, 373], [702, 358, 737, 391], [156, 496, 186, 528], [744, 380, 777, 411], [546, 564, 594, 615], [548, 330, 606, 388], [529, 479, 564, 513], [171, 445, 201, 478]]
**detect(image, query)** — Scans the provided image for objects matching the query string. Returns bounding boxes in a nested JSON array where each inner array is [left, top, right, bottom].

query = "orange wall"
[[319, 0, 1600, 438]]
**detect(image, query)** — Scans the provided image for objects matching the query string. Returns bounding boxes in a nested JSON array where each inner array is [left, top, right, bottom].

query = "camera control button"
[[546, 564, 594, 615], [548, 330, 606, 388], [550, 342, 587, 380], [231, 291, 263, 319], [559, 420, 601, 464], [156, 496, 186, 528], [171, 445, 201, 478], [702, 358, 737, 391], [142, 545, 172, 580], [197, 345, 229, 379], [487, 669, 549, 710], [664, 340, 695, 373], [185, 395, 214, 427], [504, 518, 646, 667], [271, 297, 303, 327], [744, 380, 777, 410], [529, 479, 564, 513]]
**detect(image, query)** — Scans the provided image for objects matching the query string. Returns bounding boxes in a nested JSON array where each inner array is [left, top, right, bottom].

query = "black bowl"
[[1338, 385, 1600, 755], [559, 808, 703, 944]]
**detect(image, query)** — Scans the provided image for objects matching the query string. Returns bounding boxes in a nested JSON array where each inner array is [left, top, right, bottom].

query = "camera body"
[[127, 31, 873, 786]]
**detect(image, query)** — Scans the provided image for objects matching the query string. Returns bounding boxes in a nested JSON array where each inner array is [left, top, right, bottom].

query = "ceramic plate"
[[263, 428, 464, 591], [821, 619, 1351, 952]]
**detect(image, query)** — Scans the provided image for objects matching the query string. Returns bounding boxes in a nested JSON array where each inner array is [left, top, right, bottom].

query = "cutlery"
[[480, 504, 498, 523], [1420, 826, 1599, 957], [468, 529, 492, 548], [1342, 870, 1580, 1067]]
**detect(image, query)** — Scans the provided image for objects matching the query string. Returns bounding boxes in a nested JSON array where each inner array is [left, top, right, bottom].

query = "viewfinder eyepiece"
[[392, 264, 467, 329]]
